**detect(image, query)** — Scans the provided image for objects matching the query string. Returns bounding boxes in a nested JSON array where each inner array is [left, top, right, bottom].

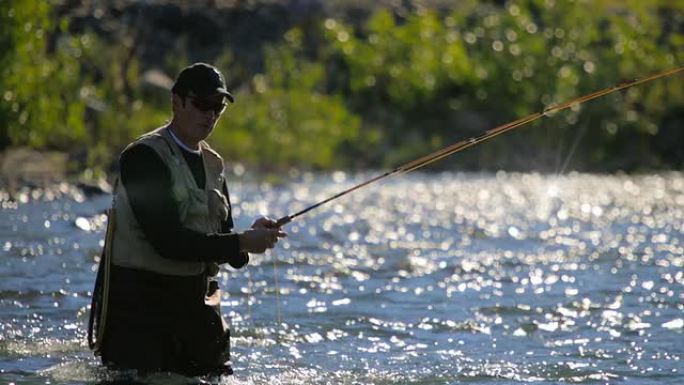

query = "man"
[[92, 62, 286, 376]]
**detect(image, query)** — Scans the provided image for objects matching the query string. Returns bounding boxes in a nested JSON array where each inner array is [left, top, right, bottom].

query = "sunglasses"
[[188, 96, 227, 114]]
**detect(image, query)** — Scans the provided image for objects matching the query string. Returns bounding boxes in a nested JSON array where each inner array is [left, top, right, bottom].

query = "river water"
[[1, 172, 683, 384]]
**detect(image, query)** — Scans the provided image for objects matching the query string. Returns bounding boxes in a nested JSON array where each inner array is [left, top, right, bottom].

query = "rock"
[[0, 148, 68, 187]]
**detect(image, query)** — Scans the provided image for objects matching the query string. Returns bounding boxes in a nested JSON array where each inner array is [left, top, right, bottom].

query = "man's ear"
[[171, 93, 183, 111]]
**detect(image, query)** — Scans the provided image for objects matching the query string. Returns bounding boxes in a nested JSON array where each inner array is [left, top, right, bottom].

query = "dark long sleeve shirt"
[[119, 144, 248, 268]]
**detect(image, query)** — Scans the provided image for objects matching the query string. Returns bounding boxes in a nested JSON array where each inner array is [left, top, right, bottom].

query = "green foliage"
[[212, 89, 360, 169], [0, 0, 682, 172], [77, 32, 171, 167], [0, 0, 88, 149], [317, 0, 683, 171], [211, 34, 360, 169], [325, 10, 474, 107]]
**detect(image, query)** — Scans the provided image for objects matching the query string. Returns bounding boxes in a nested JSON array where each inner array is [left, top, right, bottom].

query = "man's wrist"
[[237, 231, 246, 252]]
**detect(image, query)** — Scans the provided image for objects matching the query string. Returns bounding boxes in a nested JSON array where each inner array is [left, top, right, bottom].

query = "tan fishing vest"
[[110, 127, 230, 276]]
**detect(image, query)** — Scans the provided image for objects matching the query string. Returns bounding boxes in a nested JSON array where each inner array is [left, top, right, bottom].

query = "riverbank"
[[0, 148, 112, 203]]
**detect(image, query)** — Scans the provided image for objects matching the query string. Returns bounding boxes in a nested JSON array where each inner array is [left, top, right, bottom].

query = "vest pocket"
[[176, 185, 211, 232]]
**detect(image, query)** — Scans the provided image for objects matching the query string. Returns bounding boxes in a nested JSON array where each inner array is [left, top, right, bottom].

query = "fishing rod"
[[275, 66, 683, 227]]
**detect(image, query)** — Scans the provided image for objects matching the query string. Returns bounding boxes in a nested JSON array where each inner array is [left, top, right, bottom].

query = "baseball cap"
[[171, 62, 234, 103]]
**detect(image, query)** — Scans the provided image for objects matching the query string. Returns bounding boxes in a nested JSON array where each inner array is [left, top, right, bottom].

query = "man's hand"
[[238, 228, 287, 253], [251, 216, 279, 230]]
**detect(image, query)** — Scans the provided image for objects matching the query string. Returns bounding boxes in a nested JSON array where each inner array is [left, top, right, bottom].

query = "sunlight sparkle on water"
[[2, 172, 684, 384]]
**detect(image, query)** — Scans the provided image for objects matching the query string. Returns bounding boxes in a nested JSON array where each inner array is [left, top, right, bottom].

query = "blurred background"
[[1, 0, 682, 181]]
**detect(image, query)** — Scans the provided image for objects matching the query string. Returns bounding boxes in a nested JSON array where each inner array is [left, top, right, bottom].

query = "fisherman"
[[90, 62, 286, 376]]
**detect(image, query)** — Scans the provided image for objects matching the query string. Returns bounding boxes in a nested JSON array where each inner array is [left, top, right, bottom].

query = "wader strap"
[[88, 194, 117, 355]]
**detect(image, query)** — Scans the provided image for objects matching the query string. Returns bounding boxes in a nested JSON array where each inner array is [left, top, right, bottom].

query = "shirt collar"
[[167, 126, 201, 155]]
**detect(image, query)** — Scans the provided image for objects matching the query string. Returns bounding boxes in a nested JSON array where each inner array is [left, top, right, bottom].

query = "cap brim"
[[216, 88, 235, 103]]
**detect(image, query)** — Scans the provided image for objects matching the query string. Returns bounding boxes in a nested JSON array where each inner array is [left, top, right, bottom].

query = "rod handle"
[[275, 216, 292, 227]]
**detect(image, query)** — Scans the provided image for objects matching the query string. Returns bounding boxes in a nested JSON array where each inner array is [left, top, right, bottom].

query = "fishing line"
[[557, 122, 588, 176], [272, 255, 283, 328], [275, 66, 683, 227], [245, 269, 254, 322], [240, 268, 254, 373]]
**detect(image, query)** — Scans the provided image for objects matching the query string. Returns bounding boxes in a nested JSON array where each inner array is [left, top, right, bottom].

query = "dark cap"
[[171, 62, 234, 103]]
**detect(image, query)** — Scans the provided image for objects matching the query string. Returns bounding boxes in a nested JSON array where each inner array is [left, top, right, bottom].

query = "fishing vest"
[[110, 127, 230, 276]]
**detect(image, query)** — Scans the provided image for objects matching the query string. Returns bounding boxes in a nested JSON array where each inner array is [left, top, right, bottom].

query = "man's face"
[[175, 92, 227, 141]]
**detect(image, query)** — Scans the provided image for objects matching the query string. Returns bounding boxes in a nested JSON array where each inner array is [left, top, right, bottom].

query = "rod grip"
[[275, 216, 292, 227]]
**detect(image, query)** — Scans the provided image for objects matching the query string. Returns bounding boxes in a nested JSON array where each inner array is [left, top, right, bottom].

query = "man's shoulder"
[[120, 141, 163, 167], [121, 127, 171, 155], [118, 141, 170, 186], [120, 127, 170, 164], [134, 126, 167, 145], [200, 141, 224, 163]]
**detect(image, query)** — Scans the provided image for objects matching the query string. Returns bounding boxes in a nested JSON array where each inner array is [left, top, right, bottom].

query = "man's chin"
[[195, 124, 214, 139]]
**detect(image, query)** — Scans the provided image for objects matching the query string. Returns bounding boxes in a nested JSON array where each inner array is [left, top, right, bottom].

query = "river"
[[1, 172, 683, 384]]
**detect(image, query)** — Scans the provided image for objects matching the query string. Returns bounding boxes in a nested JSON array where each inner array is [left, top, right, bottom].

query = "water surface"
[[1, 172, 683, 384]]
